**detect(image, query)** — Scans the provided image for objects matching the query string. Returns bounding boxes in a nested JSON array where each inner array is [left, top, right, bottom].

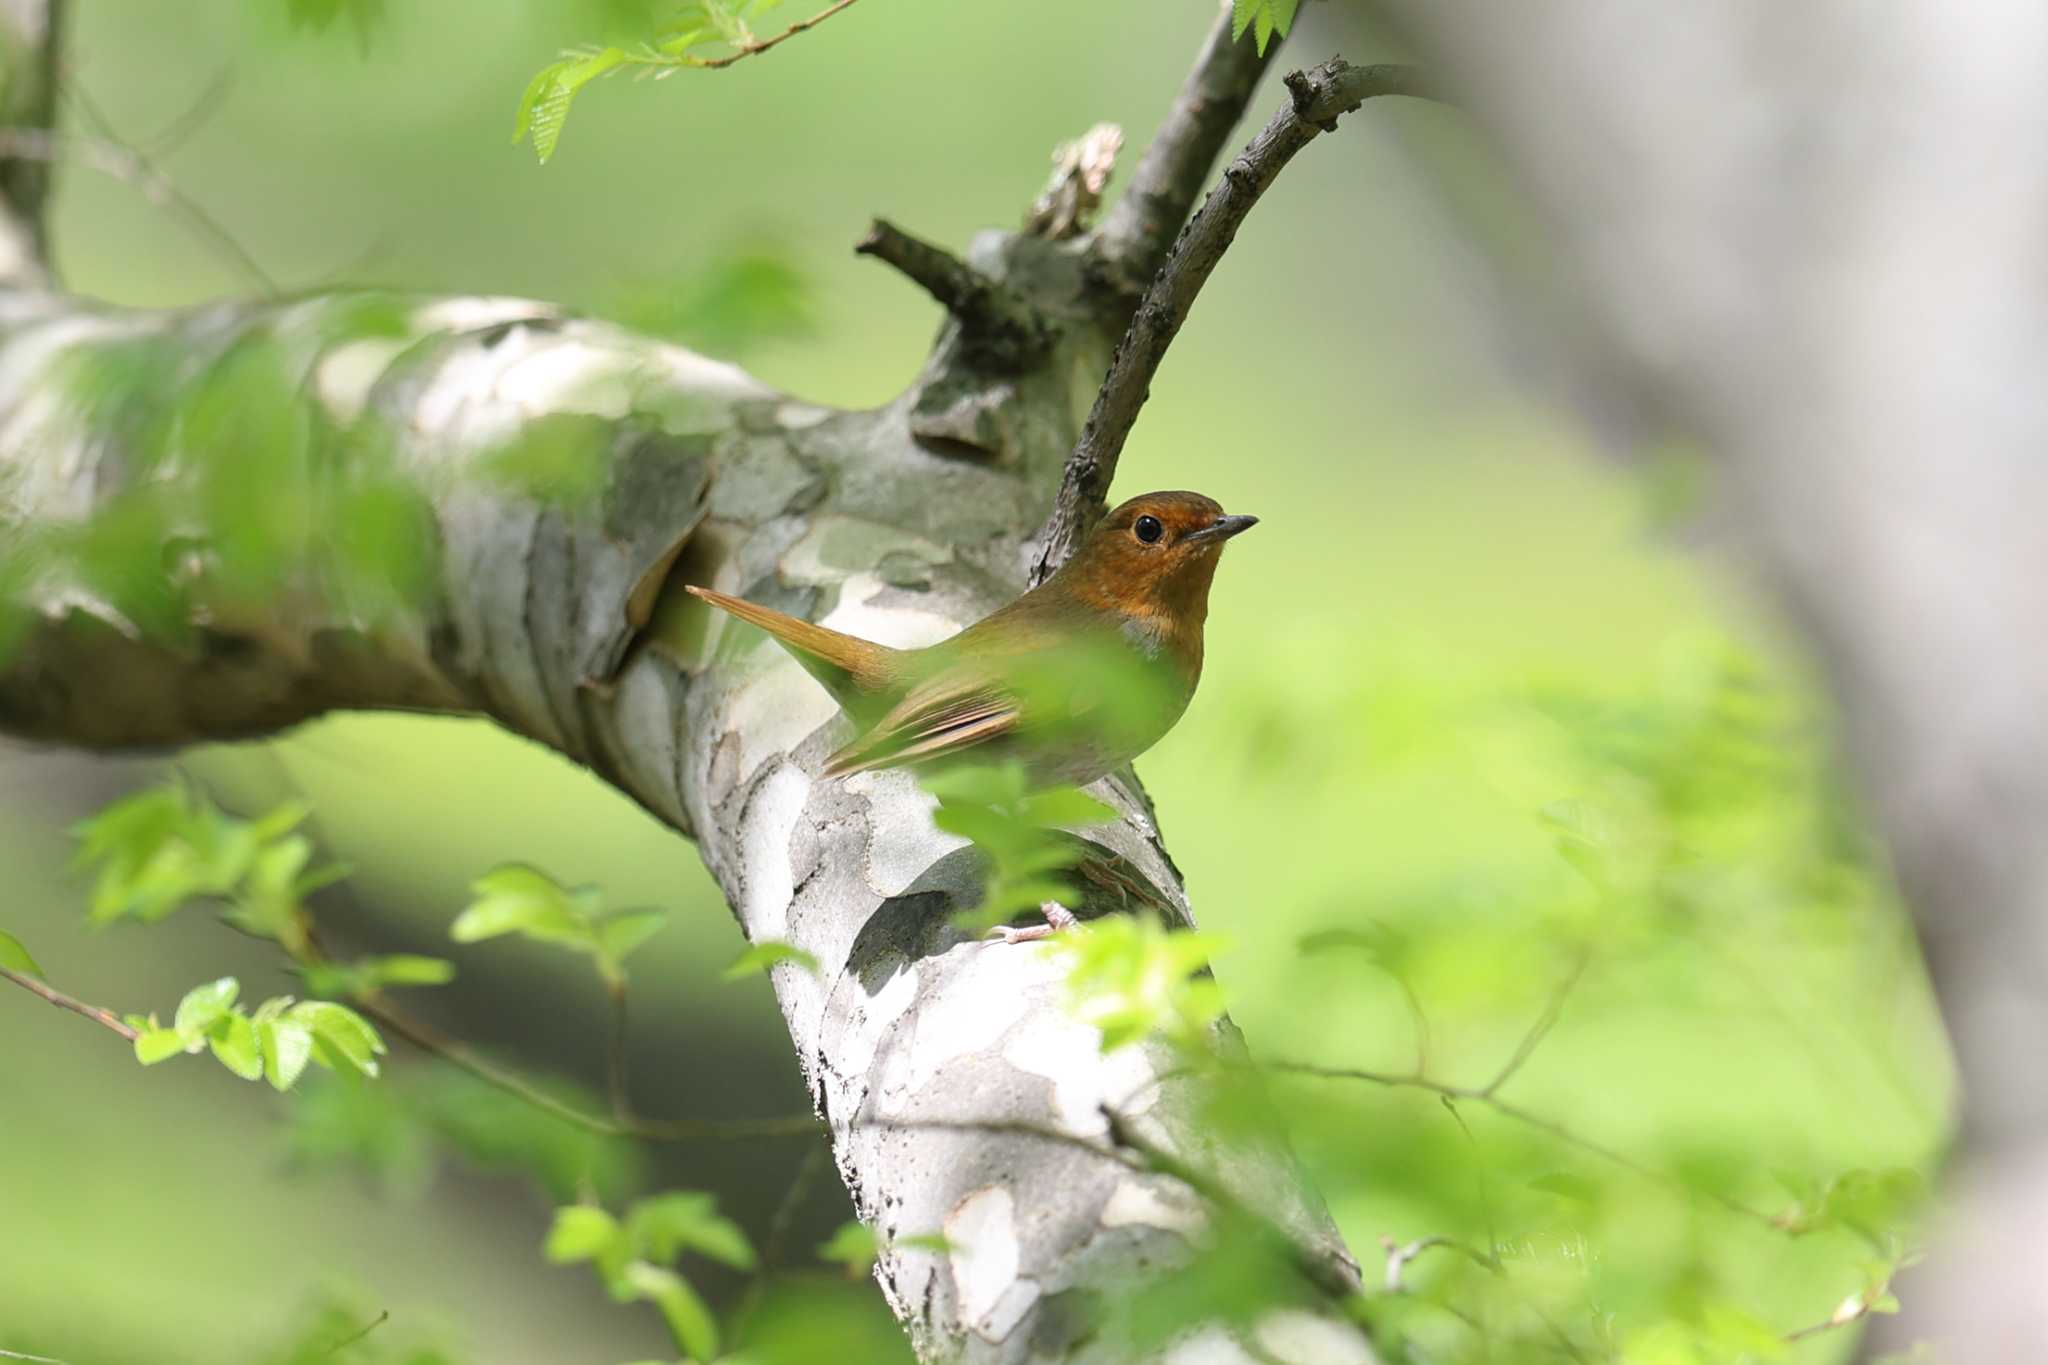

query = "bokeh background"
[[0, 2, 1954, 1362]]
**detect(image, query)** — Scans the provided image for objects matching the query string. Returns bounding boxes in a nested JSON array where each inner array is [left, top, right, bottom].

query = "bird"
[[687, 489, 1255, 938], [688, 490, 1254, 785]]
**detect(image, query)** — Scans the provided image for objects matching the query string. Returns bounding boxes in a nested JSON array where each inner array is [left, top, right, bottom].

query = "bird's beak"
[[1187, 513, 1259, 544]]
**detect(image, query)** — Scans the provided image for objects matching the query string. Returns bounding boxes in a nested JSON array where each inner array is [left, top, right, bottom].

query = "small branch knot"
[[856, 218, 1056, 372]]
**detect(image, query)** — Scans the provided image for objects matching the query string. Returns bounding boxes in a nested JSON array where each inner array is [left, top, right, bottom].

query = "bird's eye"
[[1134, 515, 1165, 545]]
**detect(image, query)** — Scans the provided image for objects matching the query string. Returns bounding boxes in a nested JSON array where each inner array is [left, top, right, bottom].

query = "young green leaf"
[[452, 864, 593, 946], [623, 1261, 718, 1362], [173, 977, 240, 1037], [208, 1011, 264, 1081], [289, 1000, 386, 1078], [597, 909, 669, 965], [134, 1026, 193, 1065], [547, 1205, 624, 1263], [817, 1220, 878, 1277], [721, 940, 819, 981], [259, 1014, 316, 1091], [0, 927, 43, 978], [629, 1191, 757, 1271], [514, 47, 627, 165]]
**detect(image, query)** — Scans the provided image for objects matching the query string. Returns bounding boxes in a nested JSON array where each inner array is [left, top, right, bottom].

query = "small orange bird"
[[686, 491, 1256, 790]]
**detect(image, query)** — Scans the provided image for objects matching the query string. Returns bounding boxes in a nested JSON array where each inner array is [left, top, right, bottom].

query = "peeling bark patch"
[[946, 1186, 1041, 1342], [1100, 1179, 1205, 1238], [731, 660, 840, 781], [1254, 1310, 1379, 1365], [1002, 1017, 1157, 1137], [846, 770, 967, 898], [738, 760, 811, 943]]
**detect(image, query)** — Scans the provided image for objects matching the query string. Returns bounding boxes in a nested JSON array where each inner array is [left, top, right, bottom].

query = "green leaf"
[[0, 927, 43, 978], [134, 1027, 192, 1065], [629, 1191, 757, 1271], [209, 1011, 263, 1081], [721, 940, 818, 981], [597, 910, 669, 965], [173, 977, 240, 1036], [623, 1261, 718, 1362], [817, 1220, 877, 1276], [367, 954, 457, 987], [515, 47, 627, 165], [289, 1000, 386, 1078], [547, 1204, 623, 1263], [452, 864, 593, 945], [260, 1015, 316, 1091]]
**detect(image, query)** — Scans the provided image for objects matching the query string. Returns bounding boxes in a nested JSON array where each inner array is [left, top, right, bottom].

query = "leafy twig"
[[648, 0, 863, 71], [0, 963, 140, 1041]]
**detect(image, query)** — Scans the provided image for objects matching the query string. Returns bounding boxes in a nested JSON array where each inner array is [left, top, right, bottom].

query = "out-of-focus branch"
[[0, 0, 64, 282], [856, 218, 1053, 370], [1092, 0, 1281, 289], [0, 962, 140, 1040], [0, 127, 276, 294], [1034, 59, 1432, 582]]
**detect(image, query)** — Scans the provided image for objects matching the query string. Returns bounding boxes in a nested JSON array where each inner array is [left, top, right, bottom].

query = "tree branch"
[[0, 962, 140, 1040], [1092, 0, 1281, 289], [1034, 58, 1432, 582], [0, 0, 64, 283], [857, 218, 1053, 370]]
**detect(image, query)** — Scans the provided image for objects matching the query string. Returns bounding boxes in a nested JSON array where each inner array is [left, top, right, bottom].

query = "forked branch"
[[1035, 59, 1434, 581]]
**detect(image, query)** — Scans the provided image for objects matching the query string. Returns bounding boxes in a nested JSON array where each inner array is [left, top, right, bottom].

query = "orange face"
[[1060, 489, 1258, 624]]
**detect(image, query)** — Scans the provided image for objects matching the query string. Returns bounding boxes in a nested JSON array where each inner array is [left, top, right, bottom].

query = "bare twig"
[[315, 1310, 388, 1359], [1268, 1060, 1780, 1227], [1478, 948, 1591, 1098], [354, 991, 816, 1144], [1378, 1233, 1495, 1293], [0, 127, 276, 294], [1093, 1, 1282, 287], [604, 976, 633, 1122], [855, 218, 1053, 370], [0, 1346, 72, 1364], [763, 1139, 832, 1269], [1034, 59, 1433, 581], [0, 963, 139, 1041]]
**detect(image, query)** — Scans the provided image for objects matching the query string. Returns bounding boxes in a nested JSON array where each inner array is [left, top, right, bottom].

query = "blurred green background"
[[0, 2, 1953, 1362]]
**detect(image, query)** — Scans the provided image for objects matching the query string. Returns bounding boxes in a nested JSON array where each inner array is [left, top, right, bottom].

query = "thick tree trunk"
[[0, 237, 1370, 1359], [1378, 1, 2048, 1355]]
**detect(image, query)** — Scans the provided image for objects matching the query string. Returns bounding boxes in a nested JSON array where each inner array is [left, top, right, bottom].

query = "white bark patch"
[[1165, 1326, 1262, 1365], [315, 338, 411, 421], [847, 770, 966, 897], [818, 572, 963, 652], [411, 297, 556, 334], [838, 950, 919, 1081], [1099, 1179, 1206, 1238], [730, 661, 840, 781], [494, 336, 648, 422], [1001, 1010, 1156, 1137], [739, 762, 811, 943], [946, 1186, 1040, 1342], [781, 517, 954, 590], [1254, 1310, 1379, 1365], [890, 947, 1046, 1098]]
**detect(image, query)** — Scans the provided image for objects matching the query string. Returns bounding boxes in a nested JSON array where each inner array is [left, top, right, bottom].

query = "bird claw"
[[984, 900, 1079, 945]]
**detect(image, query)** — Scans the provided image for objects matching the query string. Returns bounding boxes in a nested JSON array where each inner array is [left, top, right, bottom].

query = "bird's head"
[[1056, 490, 1257, 628]]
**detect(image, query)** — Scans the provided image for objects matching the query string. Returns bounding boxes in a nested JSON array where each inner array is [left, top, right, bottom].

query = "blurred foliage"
[[0, 0, 1953, 1362]]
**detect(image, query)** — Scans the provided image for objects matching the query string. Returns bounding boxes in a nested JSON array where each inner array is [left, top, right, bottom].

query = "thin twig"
[[355, 992, 816, 1143], [315, 1309, 388, 1359], [1093, 0, 1283, 287], [1479, 948, 1591, 1098], [0, 963, 140, 1041], [1378, 1233, 1495, 1293], [855, 218, 1052, 369], [1034, 59, 1434, 582], [635, 0, 861, 71], [763, 1140, 832, 1269], [604, 977, 633, 1122], [0, 126, 277, 295], [1267, 1060, 1780, 1227]]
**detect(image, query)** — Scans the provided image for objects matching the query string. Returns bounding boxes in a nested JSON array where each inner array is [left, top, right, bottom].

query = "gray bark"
[[1375, 1, 2048, 1355], [0, 236, 1370, 1358]]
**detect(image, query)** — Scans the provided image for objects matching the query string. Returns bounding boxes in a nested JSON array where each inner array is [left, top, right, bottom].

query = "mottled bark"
[[0, 236, 1368, 1360]]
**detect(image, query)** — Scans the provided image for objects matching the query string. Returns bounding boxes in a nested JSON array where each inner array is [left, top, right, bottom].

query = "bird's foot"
[[984, 900, 1079, 945]]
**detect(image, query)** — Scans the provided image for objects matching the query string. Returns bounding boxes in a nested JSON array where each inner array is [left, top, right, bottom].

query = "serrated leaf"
[[623, 1261, 718, 1362], [547, 1204, 623, 1263], [0, 928, 42, 978], [134, 1027, 192, 1065], [173, 977, 240, 1036], [290, 1000, 385, 1077], [517, 47, 626, 165], [209, 1011, 263, 1081], [721, 940, 818, 981], [260, 1016, 315, 1091]]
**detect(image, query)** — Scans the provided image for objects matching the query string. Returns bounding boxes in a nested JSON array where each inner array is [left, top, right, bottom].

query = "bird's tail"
[[686, 585, 904, 710]]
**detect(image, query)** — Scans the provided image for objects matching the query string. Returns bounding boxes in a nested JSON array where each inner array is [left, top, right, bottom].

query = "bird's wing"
[[822, 666, 1021, 777]]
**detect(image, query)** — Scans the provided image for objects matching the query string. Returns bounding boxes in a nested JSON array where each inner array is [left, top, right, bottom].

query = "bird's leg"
[[985, 900, 1079, 945]]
